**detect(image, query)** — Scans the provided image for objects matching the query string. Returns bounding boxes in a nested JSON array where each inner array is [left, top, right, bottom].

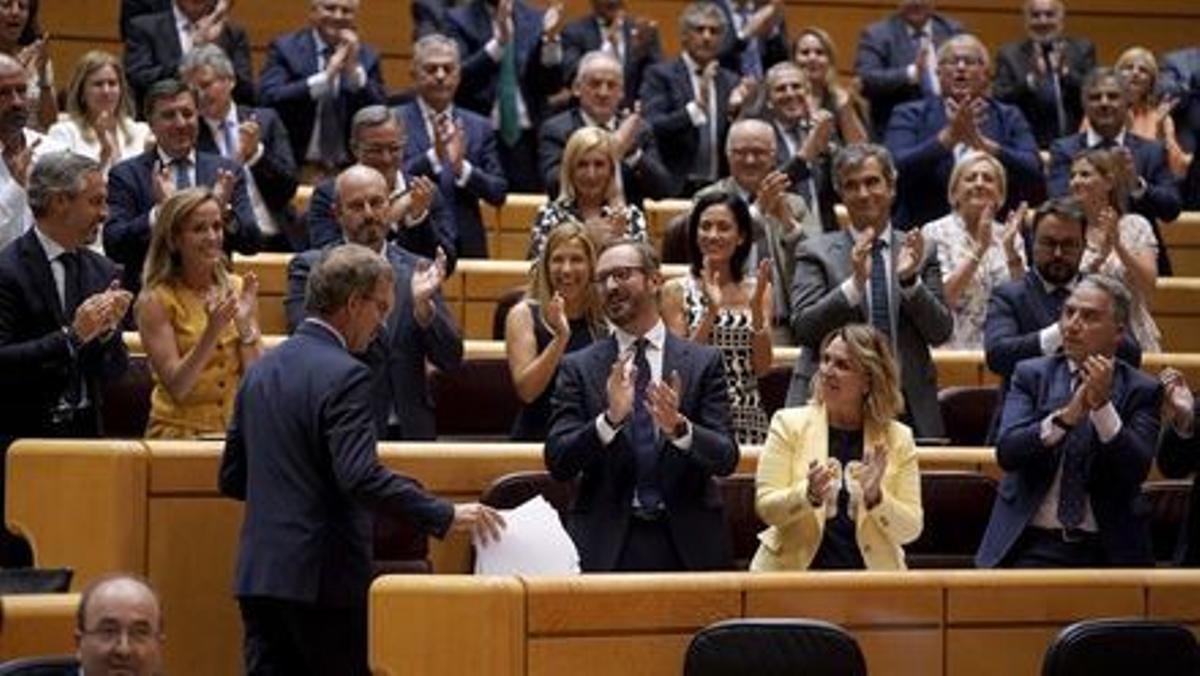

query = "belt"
[[1030, 526, 1099, 544], [630, 506, 667, 523]]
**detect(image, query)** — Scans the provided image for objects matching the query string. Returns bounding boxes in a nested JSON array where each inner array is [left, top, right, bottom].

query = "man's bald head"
[[76, 574, 164, 676]]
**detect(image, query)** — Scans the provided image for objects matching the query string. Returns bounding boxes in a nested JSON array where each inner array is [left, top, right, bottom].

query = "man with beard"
[[545, 239, 737, 572], [0, 53, 60, 249], [884, 33, 1043, 229], [984, 197, 1141, 439], [284, 164, 462, 440]]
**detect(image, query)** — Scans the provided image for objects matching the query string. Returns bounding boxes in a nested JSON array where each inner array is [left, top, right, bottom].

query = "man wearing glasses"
[[884, 33, 1044, 229], [983, 197, 1141, 441], [74, 574, 164, 676], [544, 239, 738, 572]]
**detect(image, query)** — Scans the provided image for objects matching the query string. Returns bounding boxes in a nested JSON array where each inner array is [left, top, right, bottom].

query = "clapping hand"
[[544, 291, 571, 338], [700, 261, 726, 308], [896, 230, 926, 283], [612, 103, 644, 159], [605, 351, 635, 426], [493, 0, 514, 46], [234, 271, 258, 333], [1160, 367, 1196, 433], [204, 285, 239, 337], [152, 162, 176, 205], [647, 370, 685, 437], [4, 136, 39, 189], [750, 258, 772, 331], [851, 444, 889, 510], [850, 236, 872, 290], [213, 167, 238, 210], [542, 1, 566, 41], [237, 116, 261, 165], [806, 459, 838, 508], [1080, 354, 1115, 411], [753, 170, 790, 222], [1002, 201, 1028, 262]]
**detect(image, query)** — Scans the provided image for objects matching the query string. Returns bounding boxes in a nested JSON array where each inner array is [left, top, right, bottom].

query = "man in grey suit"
[[784, 143, 953, 439], [283, 164, 463, 440]]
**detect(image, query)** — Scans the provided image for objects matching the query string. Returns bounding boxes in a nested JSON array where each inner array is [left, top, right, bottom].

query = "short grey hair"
[[305, 243, 395, 317], [575, 50, 623, 86], [28, 151, 100, 217], [412, 34, 459, 68], [725, 117, 775, 155], [1076, 273, 1132, 328], [832, 143, 897, 195], [936, 34, 990, 70], [179, 43, 235, 80], [350, 104, 401, 151], [679, 1, 727, 38]]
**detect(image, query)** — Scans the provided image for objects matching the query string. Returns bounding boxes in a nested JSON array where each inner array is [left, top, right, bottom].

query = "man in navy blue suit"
[[104, 79, 259, 295], [305, 105, 457, 268], [284, 165, 462, 441], [545, 239, 738, 572], [976, 274, 1162, 568], [854, 0, 963, 139], [397, 34, 507, 259], [561, 0, 662, 108], [182, 45, 301, 252], [220, 243, 503, 675], [884, 34, 1044, 229], [446, 0, 568, 192], [257, 0, 386, 176], [711, 0, 788, 79], [1047, 67, 1180, 274]]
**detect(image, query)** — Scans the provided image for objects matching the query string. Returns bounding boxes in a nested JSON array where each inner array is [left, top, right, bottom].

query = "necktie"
[[630, 338, 662, 510], [497, 40, 521, 147], [58, 250, 84, 406], [736, 3, 763, 78], [317, 46, 348, 166], [694, 69, 715, 180], [1057, 371, 1087, 529], [1047, 286, 1070, 323], [915, 30, 939, 97], [222, 119, 239, 160], [869, 239, 892, 338], [1041, 41, 1069, 137], [172, 158, 192, 189]]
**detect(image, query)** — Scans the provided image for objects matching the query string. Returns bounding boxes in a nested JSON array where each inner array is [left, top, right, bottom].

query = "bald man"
[[74, 574, 164, 676]]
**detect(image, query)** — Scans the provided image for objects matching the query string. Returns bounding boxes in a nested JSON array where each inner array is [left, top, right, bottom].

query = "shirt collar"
[[1034, 268, 1077, 295], [204, 105, 238, 134], [681, 52, 704, 76], [908, 20, 932, 38], [579, 109, 617, 131], [416, 95, 453, 121], [311, 29, 332, 56], [849, 223, 893, 245], [172, 2, 192, 31], [304, 316, 348, 349], [1086, 126, 1127, 148], [32, 224, 68, 260], [612, 318, 667, 354], [156, 145, 197, 166]]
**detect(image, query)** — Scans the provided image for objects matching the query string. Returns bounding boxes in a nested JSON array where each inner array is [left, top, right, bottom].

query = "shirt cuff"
[[485, 38, 504, 62], [245, 142, 265, 167], [307, 71, 332, 99], [1039, 323, 1063, 354], [346, 65, 367, 91], [1040, 414, 1067, 446], [840, 277, 863, 307], [1130, 177, 1148, 199], [1090, 401, 1122, 443], [425, 147, 444, 174], [540, 40, 562, 65], [595, 412, 621, 445], [1174, 414, 1195, 439], [686, 101, 708, 127], [906, 64, 918, 84], [403, 208, 430, 228], [456, 160, 474, 187], [899, 274, 924, 296], [623, 148, 643, 167], [671, 419, 694, 451]]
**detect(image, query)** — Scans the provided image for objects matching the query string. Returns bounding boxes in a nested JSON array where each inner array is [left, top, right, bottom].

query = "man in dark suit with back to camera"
[[397, 34, 507, 259], [284, 164, 462, 441], [545, 239, 738, 572], [992, 0, 1095, 149], [182, 44, 301, 252], [258, 0, 386, 176], [538, 50, 673, 206], [220, 243, 503, 675], [976, 275, 1161, 568], [561, 0, 662, 108], [1047, 67, 1180, 275], [854, 0, 963, 139], [784, 143, 952, 440], [104, 78, 259, 295]]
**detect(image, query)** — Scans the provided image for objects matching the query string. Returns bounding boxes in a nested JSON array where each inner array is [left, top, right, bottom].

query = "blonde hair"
[[142, 187, 230, 292], [558, 126, 622, 207], [947, 150, 1008, 210], [65, 51, 138, 143], [809, 324, 904, 428], [1072, 147, 1132, 213], [1115, 47, 1159, 105], [527, 222, 605, 336]]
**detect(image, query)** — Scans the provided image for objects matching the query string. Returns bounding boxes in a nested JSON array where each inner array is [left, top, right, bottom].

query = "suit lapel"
[[18, 231, 65, 323], [663, 333, 687, 405], [405, 104, 431, 153], [299, 29, 319, 76]]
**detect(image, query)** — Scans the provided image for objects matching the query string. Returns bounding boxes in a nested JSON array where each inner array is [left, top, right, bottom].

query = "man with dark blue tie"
[[976, 274, 1162, 568]]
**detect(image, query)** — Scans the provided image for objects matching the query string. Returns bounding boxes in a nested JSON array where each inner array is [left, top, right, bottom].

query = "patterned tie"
[[172, 158, 192, 189], [497, 40, 521, 147], [869, 239, 892, 338], [736, 3, 763, 78], [317, 46, 348, 165], [1041, 42, 1069, 138], [222, 119, 239, 160], [631, 338, 662, 510], [693, 68, 716, 180], [1057, 372, 1087, 529]]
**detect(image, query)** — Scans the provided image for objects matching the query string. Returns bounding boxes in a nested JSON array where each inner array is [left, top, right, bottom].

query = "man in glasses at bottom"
[[544, 238, 739, 572], [70, 574, 163, 676]]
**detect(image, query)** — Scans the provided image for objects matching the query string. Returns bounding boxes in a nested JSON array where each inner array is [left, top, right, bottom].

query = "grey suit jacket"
[[784, 228, 953, 439]]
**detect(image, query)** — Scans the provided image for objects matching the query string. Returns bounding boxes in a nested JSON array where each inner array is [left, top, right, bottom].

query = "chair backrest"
[[757, 364, 792, 420], [907, 471, 997, 568], [491, 285, 528, 340], [0, 569, 73, 595], [684, 618, 867, 676], [716, 474, 763, 570], [430, 359, 520, 440], [0, 655, 79, 675], [660, 212, 692, 265], [480, 470, 577, 524], [1143, 479, 1193, 565], [99, 354, 153, 438], [937, 385, 999, 447], [1042, 618, 1200, 676], [372, 478, 432, 576]]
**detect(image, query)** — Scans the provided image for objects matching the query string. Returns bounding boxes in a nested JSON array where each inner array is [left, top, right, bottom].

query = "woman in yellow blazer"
[[751, 324, 923, 571]]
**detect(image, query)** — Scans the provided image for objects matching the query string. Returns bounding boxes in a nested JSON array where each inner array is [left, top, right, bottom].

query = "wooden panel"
[[946, 627, 1056, 676], [525, 574, 742, 634], [945, 572, 1145, 623], [856, 629, 943, 676], [0, 593, 80, 661], [369, 576, 524, 676], [1145, 571, 1200, 623], [146, 497, 243, 676], [6, 440, 148, 591], [528, 634, 692, 676], [499, 195, 548, 232], [744, 572, 943, 625]]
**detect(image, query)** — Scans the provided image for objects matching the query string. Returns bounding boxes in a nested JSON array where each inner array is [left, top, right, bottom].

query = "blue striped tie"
[[869, 239, 891, 338]]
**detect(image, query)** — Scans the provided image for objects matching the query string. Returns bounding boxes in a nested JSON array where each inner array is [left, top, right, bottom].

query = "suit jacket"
[[398, 101, 506, 259], [1047, 132, 1180, 274], [283, 242, 462, 439], [784, 228, 953, 439], [197, 105, 301, 250], [0, 230, 128, 447], [1157, 412, 1200, 566], [561, 13, 662, 108], [1159, 47, 1200, 154], [413, 0, 452, 39], [713, 0, 789, 76], [975, 355, 1162, 567], [992, 36, 1096, 148], [639, 57, 739, 196], [303, 173, 457, 271], [257, 28, 387, 167], [885, 97, 1044, 229], [219, 320, 455, 607], [751, 404, 923, 571], [0, 658, 80, 676], [119, 0, 170, 40], [104, 149, 260, 295], [446, 0, 563, 125], [537, 107, 673, 206], [544, 332, 739, 571], [853, 13, 963, 138], [124, 10, 255, 107], [772, 123, 840, 233]]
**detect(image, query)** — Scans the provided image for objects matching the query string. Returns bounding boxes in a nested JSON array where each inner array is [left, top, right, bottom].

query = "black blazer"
[[537, 107, 673, 206], [544, 332, 738, 572], [0, 230, 128, 447], [712, 0, 789, 76], [124, 10, 255, 108], [104, 149, 260, 294], [219, 321, 455, 608], [283, 242, 463, 440], [119, 0, 170, 40], [561, 14, 662, 108], [196, 105, 301, 250], [1157, 413, 1200, 566], [992, 36, 1096, 148]]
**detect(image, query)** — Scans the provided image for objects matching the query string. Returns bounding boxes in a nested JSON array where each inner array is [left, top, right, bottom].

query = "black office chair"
[[684, 618, 867, 676], [0, 568, 73, 595], [1041, 618, 1200, 676], [0, 655, 79, 675]]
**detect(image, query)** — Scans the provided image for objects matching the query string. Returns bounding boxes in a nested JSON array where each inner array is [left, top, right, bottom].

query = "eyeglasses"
[[82, 623, 159, 647], [938, 55, 984, 67], [593, 265, 644, 286]]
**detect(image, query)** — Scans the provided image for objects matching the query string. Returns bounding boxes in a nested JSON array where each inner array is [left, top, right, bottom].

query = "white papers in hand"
[[473, 495, 580, 575]]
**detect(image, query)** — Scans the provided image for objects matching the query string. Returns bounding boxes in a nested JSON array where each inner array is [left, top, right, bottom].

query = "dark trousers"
[[498, 129, 543, 193], [1002, 527, 1106, 568], [240, 596, 368, 676], [615, 517, 683, 572]]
